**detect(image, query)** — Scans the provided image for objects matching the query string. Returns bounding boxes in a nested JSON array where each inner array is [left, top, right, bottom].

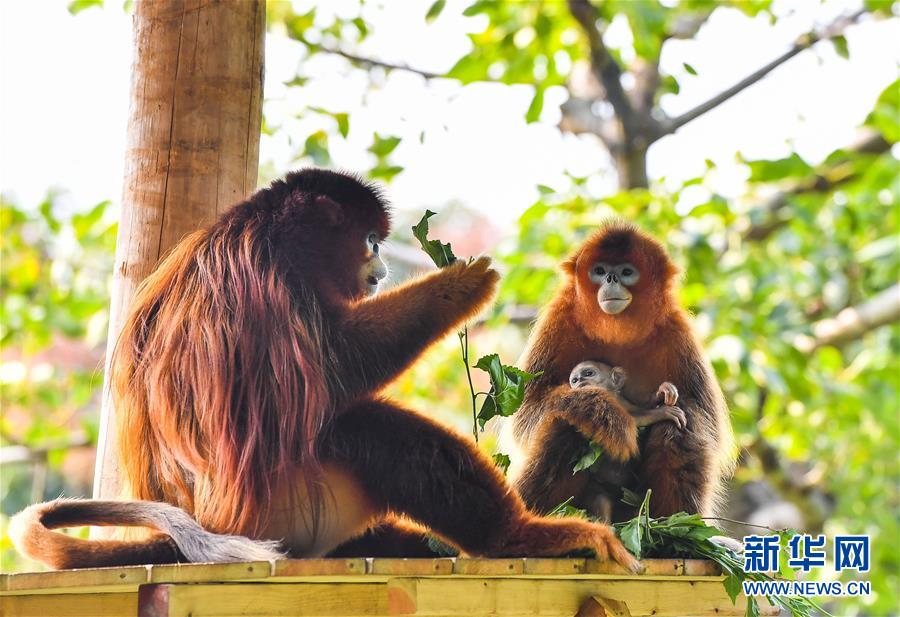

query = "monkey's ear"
[[610, 366, 627, 390], [311, 195, 345, 227], [285, 189, 345, 227], [561, 254, 578, 275]]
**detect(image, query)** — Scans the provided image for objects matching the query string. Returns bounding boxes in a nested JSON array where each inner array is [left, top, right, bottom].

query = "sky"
[[0, 0, 897, 225]]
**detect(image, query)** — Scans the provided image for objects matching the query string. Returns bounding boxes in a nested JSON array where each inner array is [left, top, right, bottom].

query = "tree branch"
[[743, 130, 890, 242], [653, 9, 866, 142], [567, 0, 635, 132], [559, 97, 621, 149], [794, 284, 900, 352], [297, 35, 442, 79]]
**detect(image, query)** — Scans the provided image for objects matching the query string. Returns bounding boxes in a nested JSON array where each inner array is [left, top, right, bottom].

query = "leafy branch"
[[412, 211, 540, 446]]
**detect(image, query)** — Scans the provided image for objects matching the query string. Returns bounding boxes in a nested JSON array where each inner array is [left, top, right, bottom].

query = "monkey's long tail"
[[9, 498, 286, 570]]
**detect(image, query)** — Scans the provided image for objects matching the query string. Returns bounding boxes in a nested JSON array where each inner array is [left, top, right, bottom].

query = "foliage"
[[412, 210, 457, 268], [1, 195, 116, 571], [473, 353, 540, 429], [412, 211, 539, 442], [614, 491, 826, 617]]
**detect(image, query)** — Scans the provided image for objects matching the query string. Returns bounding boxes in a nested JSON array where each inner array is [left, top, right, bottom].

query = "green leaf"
[[621, 487, 644, 507], [618, 518, 643, 559], [368, 134, 402, 157], [723, 573, 742, 604], [68, 0, 103, 15], [492, 452, 511, 474], [302, 131, 330, 166], [572, 441, 603, 474], [525, 86, 545, 123], [474, 354, 542, 427], [831, 35, 849, 60], [369, 164, 404, 182], [425, 0, 446, 22], [683, 62, 698, 76], [38, 198, 61, 234], [745, 153, 813, 182], [352, 17, 369, 38], [548, 497, 588, 519], [412, 210, 457, 268], [335, 113, 349, 138]]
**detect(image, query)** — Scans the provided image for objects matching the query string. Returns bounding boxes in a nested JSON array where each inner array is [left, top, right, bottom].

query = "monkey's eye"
[[622, 267, 633, 277], [367, 233, 380, 255], [593, 266, 605, 276], [583, 370, 594, 377]]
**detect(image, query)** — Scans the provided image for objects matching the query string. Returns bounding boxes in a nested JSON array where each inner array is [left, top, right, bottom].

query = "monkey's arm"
[[521, 383, 640, 462], [332, 257, 498, 403], [629, 405, 686, 430]]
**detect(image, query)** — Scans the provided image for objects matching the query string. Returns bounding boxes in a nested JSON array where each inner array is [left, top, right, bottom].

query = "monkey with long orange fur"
[[509, 223, 734, 520], [10, 170, 638, 571]]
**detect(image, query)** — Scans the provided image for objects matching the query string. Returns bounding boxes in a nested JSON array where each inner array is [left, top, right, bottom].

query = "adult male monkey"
[[11, 170, 637, 572], [511, 222, 734, 520]]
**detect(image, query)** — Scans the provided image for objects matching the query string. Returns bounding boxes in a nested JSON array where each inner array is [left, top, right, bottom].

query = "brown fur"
[[513, 223, 735, 519], [11, 170, 638, 572]]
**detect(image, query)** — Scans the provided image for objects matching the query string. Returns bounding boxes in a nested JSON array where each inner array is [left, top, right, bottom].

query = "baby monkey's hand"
[[655, 382, 678, 407]]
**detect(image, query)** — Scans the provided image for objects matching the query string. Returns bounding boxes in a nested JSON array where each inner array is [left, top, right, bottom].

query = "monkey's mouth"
[[599, 298, 631, 315]]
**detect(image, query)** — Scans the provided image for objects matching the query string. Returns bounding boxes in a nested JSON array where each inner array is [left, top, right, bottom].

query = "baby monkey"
[[568, 361, 686, 520], [569, 361, 685, 429]]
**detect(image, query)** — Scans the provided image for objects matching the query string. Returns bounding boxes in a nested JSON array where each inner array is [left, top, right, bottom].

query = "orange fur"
[[11, 171, 640, 572], [513, 222, 735, 518]]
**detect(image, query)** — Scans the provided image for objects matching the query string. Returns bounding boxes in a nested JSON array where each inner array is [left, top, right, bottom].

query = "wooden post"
[[93, 0, 265, 500]]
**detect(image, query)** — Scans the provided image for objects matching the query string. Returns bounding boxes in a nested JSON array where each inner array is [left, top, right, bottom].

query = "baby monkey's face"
[[569, 360, 626, 391]]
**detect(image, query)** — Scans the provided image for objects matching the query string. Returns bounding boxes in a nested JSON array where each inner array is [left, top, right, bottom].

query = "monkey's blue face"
[[588, 262, 640, 315]]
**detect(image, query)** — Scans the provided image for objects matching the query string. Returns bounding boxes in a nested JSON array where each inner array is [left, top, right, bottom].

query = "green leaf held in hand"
[[412, 210, 457, 268], [474, 354, 541, 428]]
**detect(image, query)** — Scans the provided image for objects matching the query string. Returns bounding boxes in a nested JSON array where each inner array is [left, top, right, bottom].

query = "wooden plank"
[[5, 565, 149, 592], [273, 559, 367, 578], [369, 559, 454, 576], [384, 578, 777, 616], [148, 561, 271, 584], [0, 592, 138, 617], [452, 558, 524, 575], [523, 558, 586, 575], [0, 558, 725, 593], [138, 583, 387, 617]]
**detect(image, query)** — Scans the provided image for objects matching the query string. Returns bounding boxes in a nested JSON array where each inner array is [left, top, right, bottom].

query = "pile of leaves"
[[618, 491, 825, 617]]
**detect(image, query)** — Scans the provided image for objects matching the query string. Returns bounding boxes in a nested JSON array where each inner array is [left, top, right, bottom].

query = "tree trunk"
[[615, 144, 649, 190], [93, 0, 265, 501]]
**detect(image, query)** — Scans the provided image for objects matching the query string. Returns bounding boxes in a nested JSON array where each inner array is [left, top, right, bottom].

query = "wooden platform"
[[0, 558, 776, 617]]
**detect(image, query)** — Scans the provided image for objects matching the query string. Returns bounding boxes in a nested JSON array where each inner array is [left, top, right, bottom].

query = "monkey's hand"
[[632, 405, 686, 431], [334, 256, 498, 403], [655, 382, 678, 407], [437, 256, 500, 310]]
